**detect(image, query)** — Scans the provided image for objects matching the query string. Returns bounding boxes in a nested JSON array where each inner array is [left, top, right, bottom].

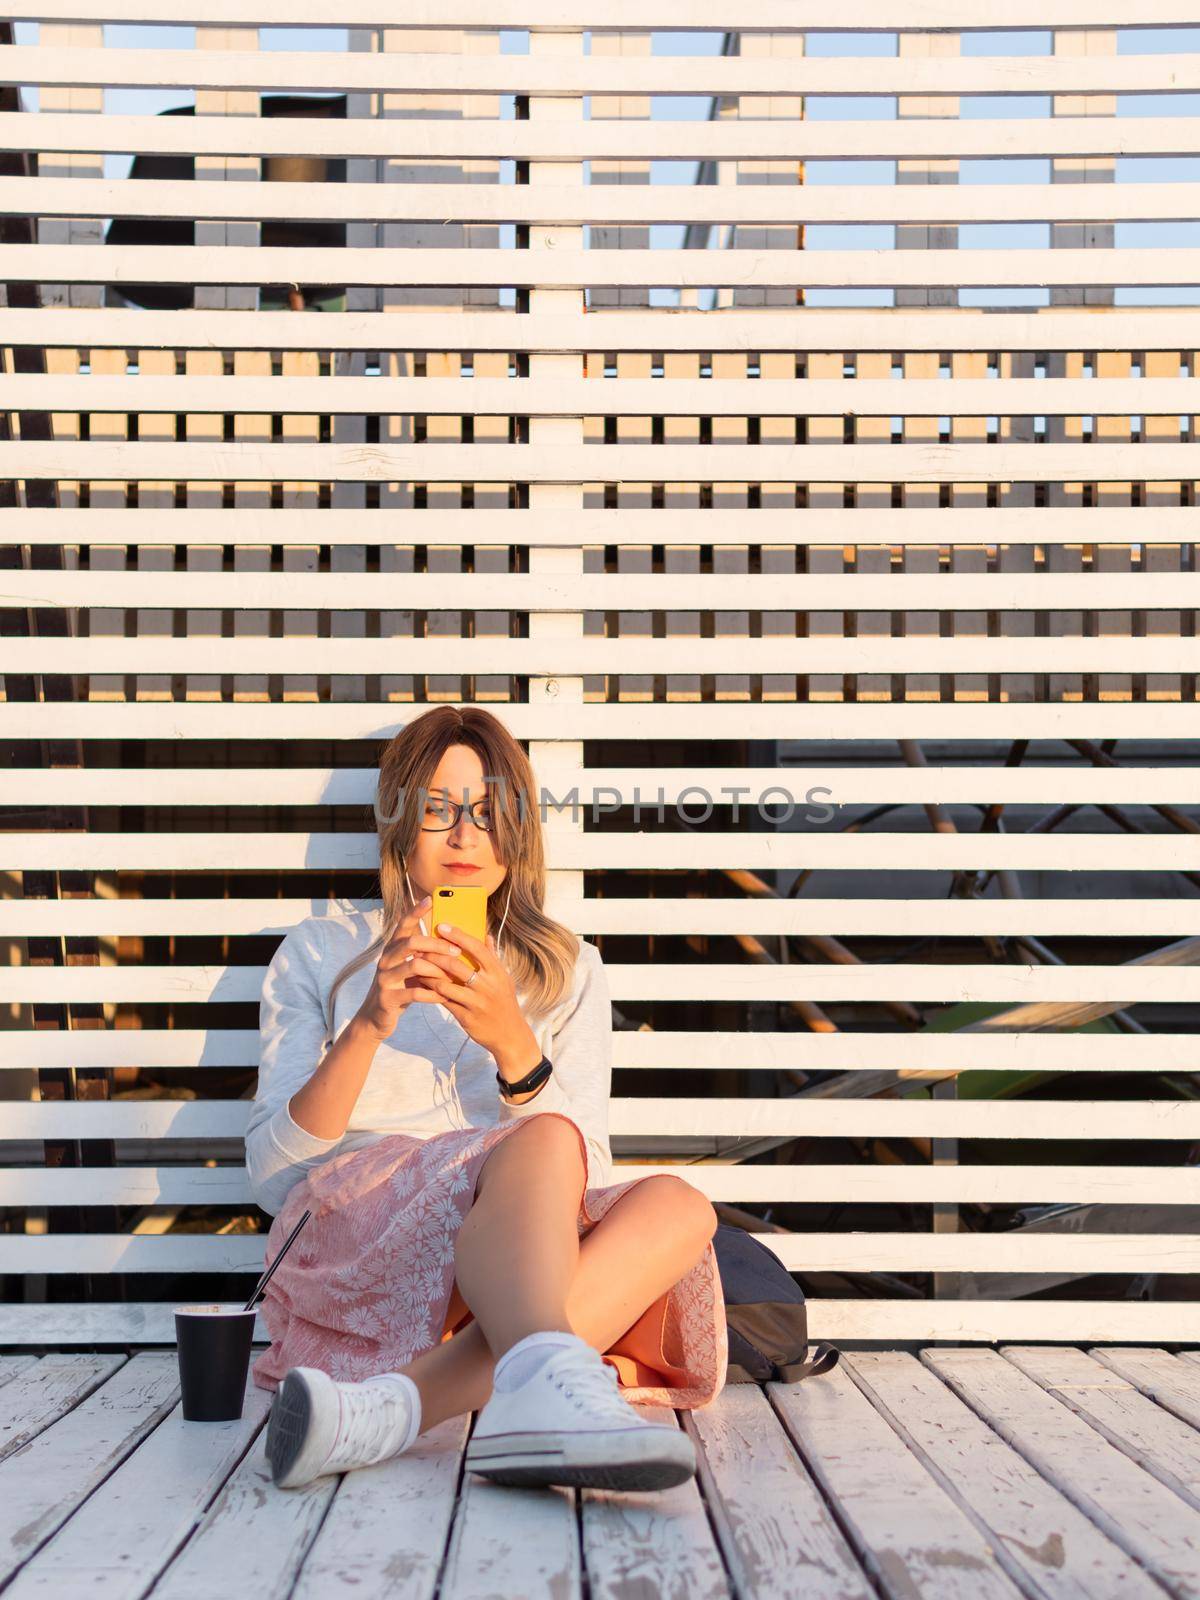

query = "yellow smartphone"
[[431, 883, 489, 975]]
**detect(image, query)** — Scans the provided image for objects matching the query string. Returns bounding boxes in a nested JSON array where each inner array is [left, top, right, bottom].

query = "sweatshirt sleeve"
[[244, 915, 343, 1217], [494, 939, 614, 1192]]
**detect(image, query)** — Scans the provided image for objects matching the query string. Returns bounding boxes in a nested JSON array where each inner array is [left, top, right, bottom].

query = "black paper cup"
[[174, 1303, 257, 1421]]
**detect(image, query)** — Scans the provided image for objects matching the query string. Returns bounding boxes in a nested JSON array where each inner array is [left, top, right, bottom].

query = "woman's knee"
[[507, 1112, 585, 1165], [475, 1113, 585, 1200], [638, 1174, 719, 1245]]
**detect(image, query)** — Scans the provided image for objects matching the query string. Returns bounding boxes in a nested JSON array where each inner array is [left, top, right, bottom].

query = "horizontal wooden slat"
[[18, 959, 1200, 1004], [7, 44, 1200, 96], [0, 1238, 266, 1274], [3, 896, 1197, 938], [1, 703, 1196, 740], [8, 372, 1199, 417], [4, 959, 1200, 1005], [3, 305, 1197, 355], [12, 0, 1199, 29], [4, 770, 1199, 812], [6, 567, 1197, 609], [4, 1298, 1198, 1347], [9, 243, 1200, 292], [5, 1164, 1196, 1208], [3, 1231, 1196, 1275], [7, 636, 1196, 676], [7, 440, 1200, 486], [4, 835, 1200, 878], [623, 1099, 1200, 1142], [4, 506, 1199, 549], [4, 1100, 1196, 1140], [1, 1027, 1191, 1073], [12, 177, 1200, 230], [10, 111, 1200, 164]]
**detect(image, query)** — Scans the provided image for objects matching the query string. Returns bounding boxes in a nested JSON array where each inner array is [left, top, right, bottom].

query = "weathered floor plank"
[[926, 1347, 1200, 1600], [1093, 1349, 1200, 1435], [1005, 1345, 1200, 1514], [290, 1414, 469, 1600], [3, 1375, 270, 1600], [845, 1350, 1165, 1600], [581, 1404, 730, 1600], [0, 1357, 39, 1390], [684, 1382, 871, 1600], [770, 1362, 1023, 1599], [148, 1430, 340, 1600], [0, 1353, 179, 1589], [0, 1354, 128, 1465], [439, 1458, 581, 1600]]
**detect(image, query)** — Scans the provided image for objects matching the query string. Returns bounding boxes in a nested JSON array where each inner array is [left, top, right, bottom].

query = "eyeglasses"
[[421, 795, 494, 832]]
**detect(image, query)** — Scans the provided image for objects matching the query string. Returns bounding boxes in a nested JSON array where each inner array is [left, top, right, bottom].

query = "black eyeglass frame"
[[420, 795, 495, 832]]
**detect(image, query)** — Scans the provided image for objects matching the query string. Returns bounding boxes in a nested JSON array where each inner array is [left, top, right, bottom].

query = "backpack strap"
[[773, 1343, 840, 1383]]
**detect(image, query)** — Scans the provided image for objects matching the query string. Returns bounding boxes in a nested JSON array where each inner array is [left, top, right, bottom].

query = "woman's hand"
[[404, 922, 538, 1068], [355, 895, 467, 1043]]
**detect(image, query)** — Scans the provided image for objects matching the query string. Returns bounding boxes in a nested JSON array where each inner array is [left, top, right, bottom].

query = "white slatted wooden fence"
[[2, 4, 1199, 1346]]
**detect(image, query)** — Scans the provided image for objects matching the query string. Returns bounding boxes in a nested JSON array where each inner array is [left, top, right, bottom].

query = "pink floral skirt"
[[251, 1110, 728, 1409]]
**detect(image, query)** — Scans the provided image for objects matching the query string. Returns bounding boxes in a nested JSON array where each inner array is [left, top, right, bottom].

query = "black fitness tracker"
[[496, 1053, 554, 1101]]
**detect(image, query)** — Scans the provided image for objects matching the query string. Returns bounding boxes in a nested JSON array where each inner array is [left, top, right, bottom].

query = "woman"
[[246, 706, 728, 1494]]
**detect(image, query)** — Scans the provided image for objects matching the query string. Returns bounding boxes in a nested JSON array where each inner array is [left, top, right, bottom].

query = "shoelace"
[[326, 1378, 414, 1470], [547, 1353, 638, 1418]]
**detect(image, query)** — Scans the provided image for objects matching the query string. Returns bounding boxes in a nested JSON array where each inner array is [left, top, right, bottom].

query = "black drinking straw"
[[242, 1208, 312, 1312]]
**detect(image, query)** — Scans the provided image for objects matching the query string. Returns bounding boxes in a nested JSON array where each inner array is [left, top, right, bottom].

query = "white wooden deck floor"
[[2, 1345, 1200, 1598]]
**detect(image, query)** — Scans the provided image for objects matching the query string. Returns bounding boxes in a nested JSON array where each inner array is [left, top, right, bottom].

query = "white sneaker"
[[465, 1339, 697, 1491], [265, 1367, 419, 1490]]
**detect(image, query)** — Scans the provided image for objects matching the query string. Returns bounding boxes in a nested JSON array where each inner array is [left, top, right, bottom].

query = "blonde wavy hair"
[[322, 706, 582, 1035]]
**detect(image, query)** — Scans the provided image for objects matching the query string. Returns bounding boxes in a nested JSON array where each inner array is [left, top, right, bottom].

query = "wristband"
[[496, 1053, 553, 1101]]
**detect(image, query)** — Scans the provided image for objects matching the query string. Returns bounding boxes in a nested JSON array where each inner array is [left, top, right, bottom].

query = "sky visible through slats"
[[11, 22, 1200, 310]]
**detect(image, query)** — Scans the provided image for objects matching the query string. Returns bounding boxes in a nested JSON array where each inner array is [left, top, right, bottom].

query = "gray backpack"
[[713, 1223, 840, 1384]]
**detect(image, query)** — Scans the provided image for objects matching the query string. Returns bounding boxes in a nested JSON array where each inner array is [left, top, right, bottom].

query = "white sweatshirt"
[[244, 906, 615, 1216]]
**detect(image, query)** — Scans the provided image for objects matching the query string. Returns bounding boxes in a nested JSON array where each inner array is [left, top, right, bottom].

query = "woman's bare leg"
[[396, 1122, 717, 1434], [451, 1114, 588, 1350]]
